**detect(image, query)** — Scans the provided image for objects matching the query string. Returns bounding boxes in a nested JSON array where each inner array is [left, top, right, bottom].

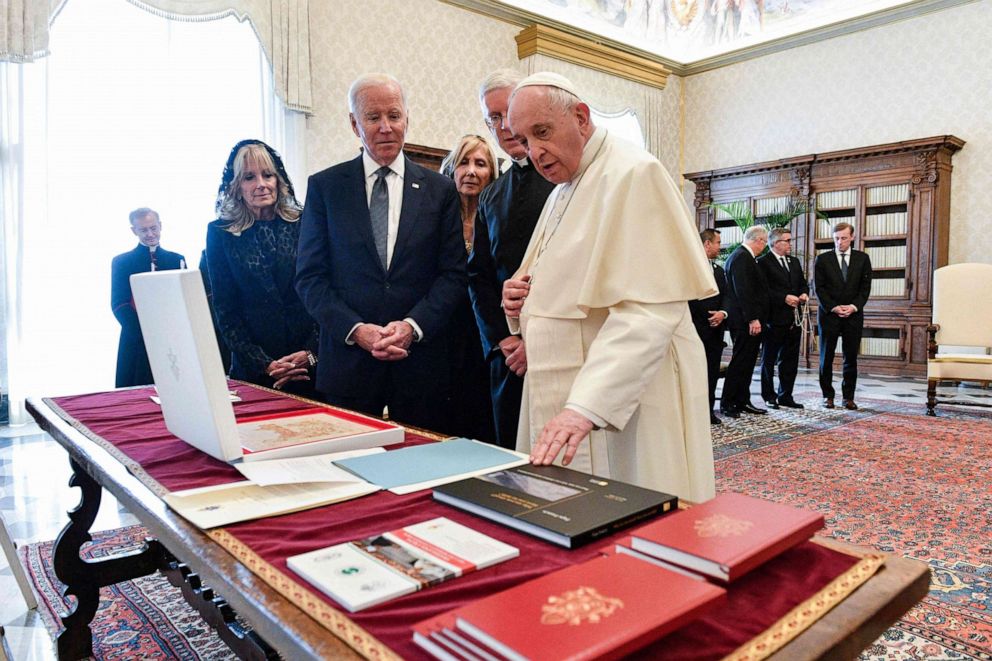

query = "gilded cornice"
[[515, 25, 669, 90]]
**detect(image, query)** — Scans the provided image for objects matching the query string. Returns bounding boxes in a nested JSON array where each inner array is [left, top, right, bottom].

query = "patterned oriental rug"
[[713, 396, 992, 661], [20, 526, 236, 660], [16, 396, 991, 660]]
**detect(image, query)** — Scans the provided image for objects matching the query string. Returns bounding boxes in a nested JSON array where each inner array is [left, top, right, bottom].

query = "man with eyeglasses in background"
[[467, 69, 556, 449], [756, 227, 808, 409]]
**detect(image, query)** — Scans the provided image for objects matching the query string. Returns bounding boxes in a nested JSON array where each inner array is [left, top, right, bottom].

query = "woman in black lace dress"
[[206, 140, 318, 396]]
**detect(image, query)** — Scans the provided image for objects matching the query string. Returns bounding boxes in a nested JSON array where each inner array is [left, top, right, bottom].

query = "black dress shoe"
[[778, 399, 805, 409], [843, 399, 859, 410], [741, 403, 767, 415], [710, 413, 722, 425], [824, 398, 835, 409], [764, 400, 780, 409], [720, 408, 740, 419]]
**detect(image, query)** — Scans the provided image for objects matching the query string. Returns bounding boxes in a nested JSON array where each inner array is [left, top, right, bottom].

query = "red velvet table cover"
[[50, 385, 871, 660]]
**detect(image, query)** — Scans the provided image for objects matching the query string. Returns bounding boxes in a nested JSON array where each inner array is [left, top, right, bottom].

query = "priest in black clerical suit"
[[812, 221, 872, 409], [689, 229, 728, 424], [757, 227, 809, 409], [111, 208, 185, 387], [720, 225, 770, 417], [468, 69, 557, 448]]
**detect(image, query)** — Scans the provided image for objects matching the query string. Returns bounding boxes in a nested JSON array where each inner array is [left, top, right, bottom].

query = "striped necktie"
[[370, 166, 390, 269]]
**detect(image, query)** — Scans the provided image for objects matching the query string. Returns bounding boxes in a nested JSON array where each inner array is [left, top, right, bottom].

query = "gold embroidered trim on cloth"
[[207, 528, 399, 661], [721, 551, 886, 661], [40, 392, 880, 660], [41, 396, 172, 497]]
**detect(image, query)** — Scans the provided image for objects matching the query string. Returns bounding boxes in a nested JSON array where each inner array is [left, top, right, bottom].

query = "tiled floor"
[[0, 369, 988, 659]]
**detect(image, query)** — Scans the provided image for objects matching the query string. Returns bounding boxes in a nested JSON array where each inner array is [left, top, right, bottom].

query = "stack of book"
[[412, 553, 726, 660], [622, 492, 825, 582]]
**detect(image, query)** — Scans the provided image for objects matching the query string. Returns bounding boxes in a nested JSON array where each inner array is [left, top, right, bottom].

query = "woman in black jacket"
[[206, 139, 317, 395]]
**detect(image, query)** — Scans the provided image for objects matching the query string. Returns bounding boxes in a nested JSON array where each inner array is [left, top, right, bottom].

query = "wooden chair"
[[926, 263, 992, 416], [1, 511, 37, 610]]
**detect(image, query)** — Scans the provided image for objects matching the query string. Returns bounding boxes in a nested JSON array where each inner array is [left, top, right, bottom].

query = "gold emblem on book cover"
[[540, 586, 624, 626], [695, 513, 754, 538]]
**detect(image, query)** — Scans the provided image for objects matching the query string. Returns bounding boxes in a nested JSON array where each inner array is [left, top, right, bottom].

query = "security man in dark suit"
[[469, 69, 556, 448], [757, 227, 809, 409], [296, 73, 466, 431], [689, 229, 728, 425], [721, 225, 769, 418], [813, 221, 873, 410], [111, 208, 185, 387]]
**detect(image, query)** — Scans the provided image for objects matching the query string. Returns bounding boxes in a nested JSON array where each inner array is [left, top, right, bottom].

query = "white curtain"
[[0, 0, 302, 424], [0, 0, 312, 113]]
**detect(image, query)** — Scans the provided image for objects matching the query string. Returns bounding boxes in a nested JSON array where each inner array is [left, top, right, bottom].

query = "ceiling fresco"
[[498, 0, 923, 63]]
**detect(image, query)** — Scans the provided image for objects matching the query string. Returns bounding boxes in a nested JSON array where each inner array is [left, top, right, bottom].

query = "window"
[[3, 0, 290, 416]]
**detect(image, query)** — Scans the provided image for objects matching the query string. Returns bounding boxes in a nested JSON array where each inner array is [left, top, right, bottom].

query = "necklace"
[[529, 134, 608, 285]]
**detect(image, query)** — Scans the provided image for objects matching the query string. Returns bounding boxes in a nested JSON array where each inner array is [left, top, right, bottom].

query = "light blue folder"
[[333, 438, 521, 490]]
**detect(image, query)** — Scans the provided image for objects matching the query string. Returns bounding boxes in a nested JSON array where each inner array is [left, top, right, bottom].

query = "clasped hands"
[[354, 321, 414, 361], [831, 304, 856, 318], [785, 293, 810, 308], [267, 350, 311, 389]]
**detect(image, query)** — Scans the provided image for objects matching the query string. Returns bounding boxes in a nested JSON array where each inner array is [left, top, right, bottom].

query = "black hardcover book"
[[432, 464, 677, 548]]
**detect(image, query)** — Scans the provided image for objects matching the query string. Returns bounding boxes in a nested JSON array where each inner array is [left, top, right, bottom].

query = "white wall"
[[682, 0, 992, 264], [305, 0, 684, 179]]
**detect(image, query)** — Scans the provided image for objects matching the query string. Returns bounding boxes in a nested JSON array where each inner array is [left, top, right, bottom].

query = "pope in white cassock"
[[502, 72, 718, 503]]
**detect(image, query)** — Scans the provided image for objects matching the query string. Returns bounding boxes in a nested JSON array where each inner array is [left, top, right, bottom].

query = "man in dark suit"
[[757, 227, 809, 409], [111, 208, 185, 387], [720, 225, 769, 418], [689, 229, 728, 425], [296, 73, 466, 431], [813, 221, 872, 410], [469, 69, 556, 448]]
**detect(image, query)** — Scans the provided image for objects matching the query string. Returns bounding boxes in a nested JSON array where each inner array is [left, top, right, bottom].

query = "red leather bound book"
[[630, 492, 825, 582], [451, 554, 726, 661]]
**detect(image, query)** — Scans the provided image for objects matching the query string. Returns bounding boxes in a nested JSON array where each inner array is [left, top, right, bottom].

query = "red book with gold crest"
[[447, 554, 725, 661], [630, 493, 825, 582]]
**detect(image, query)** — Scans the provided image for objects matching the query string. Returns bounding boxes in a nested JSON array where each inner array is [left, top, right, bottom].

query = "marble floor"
[[0, 369, 988, 659]]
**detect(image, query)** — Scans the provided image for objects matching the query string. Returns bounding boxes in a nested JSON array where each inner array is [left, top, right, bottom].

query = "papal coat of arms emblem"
[[695, 513, 754, 538], [540, 586, 624, 626]]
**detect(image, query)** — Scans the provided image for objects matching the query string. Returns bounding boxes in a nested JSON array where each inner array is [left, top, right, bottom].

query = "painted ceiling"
[[499, 0, 922, 63]]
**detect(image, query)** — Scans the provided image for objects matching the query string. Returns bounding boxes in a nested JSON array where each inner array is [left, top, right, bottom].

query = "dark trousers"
[[818, 314, 863, 400], [761, 324, 801, 403], [722, 325, 762, 411], [489, 357, 524, 450], [320, 373, 449, 433], [700, 333, 725, 411]]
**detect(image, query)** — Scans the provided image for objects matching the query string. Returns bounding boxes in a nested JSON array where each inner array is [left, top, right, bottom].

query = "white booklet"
[[163, 480, 379, 529], [287, 517, 518, 612]]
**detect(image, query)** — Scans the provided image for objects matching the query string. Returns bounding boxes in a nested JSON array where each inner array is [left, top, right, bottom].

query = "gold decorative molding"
[[515, 24, 669, 90]]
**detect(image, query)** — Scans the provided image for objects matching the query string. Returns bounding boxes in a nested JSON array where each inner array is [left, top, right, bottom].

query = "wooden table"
[[27, 396, 930, 661]]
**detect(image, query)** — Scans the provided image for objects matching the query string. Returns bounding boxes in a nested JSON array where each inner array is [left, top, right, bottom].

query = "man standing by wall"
[[501, 72, 716, 503], [757, 227, 808, 409], [720, 225, 769, 418], [813, 221, 872, 410], [689, 229, 728, 425], [296, 73, 466, 431], [111, 208, 185, 387], [469, 69, 556, 449]]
